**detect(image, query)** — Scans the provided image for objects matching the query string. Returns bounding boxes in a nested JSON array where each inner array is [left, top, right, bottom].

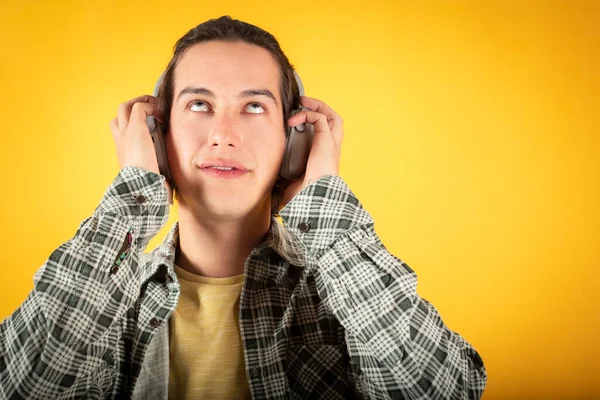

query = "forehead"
[[174, 41, 281, 97]]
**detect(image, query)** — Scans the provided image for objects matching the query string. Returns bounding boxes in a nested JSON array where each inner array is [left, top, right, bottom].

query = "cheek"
[[257, 129, 286, 169], [166, 117, 204, 158]]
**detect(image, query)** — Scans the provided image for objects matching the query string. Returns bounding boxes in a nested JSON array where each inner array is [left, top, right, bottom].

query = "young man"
[[0, 16, 486, 399]]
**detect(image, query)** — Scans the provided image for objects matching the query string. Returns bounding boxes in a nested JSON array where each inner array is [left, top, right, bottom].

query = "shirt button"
[[298, 221, 311, 233], [249, 367, 260, 378], [150, 318, 161, 328], [110, 265, 119, 275], [135, 195, 147, 204]]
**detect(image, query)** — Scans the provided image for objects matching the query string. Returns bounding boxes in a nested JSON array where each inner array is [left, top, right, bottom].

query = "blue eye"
[[190, 101, 209, 112], [245, 103, 265, 114]]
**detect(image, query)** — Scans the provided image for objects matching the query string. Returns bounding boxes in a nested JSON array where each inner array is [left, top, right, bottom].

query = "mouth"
[[199, 159, 249, 179], [200, 167, 249, 179], [200, 159, 248, 170], [204, 166, 238, 171]]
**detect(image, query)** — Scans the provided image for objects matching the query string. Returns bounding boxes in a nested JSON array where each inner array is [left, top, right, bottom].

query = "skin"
[[110, 40, 344, 278]]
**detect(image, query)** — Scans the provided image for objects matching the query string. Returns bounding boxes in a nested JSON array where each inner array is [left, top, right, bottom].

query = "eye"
[[245, 103, 265, 114], [190, 100, 210, 112]]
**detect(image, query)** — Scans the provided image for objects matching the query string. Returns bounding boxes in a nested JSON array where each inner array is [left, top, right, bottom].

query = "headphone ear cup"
[[280, 111, 315, 180], [280, 125, 295, 179]]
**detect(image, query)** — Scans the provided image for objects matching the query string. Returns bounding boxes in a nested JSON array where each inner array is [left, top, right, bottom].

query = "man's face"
[[166, 41, 286, 219]]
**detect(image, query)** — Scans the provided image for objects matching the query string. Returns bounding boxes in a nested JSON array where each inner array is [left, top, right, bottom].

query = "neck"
[[175, 201, 272, 278]]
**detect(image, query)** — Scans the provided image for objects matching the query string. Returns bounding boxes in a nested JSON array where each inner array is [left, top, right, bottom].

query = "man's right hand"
[[109, 95, 173, 204]]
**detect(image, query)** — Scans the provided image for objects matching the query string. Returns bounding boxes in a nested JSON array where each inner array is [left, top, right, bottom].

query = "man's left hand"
[[280, 96, 344, 207]]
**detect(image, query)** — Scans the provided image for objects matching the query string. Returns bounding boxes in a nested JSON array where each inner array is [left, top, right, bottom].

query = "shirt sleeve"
[[0, 166, 169, 399], [279, 175, 487, 400]]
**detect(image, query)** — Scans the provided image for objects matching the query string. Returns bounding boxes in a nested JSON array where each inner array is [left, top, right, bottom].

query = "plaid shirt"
[[0, 167, 486, 399]]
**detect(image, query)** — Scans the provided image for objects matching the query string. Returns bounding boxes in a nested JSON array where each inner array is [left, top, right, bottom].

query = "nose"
[[207, 111, 241, 148]]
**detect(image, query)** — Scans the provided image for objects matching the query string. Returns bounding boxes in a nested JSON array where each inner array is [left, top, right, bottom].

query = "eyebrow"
[[176, 86, 278, 106]]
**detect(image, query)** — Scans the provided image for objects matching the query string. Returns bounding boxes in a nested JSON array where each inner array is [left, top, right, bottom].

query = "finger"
[[298, 97, 343, 147], [291, 110, 337, 160], [130, 102, 157, 131], [299, 96, 343, 127], [289, 108, 343, 150], [117, 95, 156, 130], [288, 109, 331, 137], [288, 109, 340, 179]]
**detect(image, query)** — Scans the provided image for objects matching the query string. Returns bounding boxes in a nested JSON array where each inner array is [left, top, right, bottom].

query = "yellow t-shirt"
[[168, 265, 251, 399]]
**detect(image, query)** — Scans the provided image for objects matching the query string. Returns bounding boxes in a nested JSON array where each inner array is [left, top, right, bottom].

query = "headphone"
[[146, 71, 314, 186], [280, 71, 315, 180]]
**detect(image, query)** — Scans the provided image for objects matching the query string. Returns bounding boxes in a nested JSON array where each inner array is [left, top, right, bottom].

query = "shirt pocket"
[[286, 343, 359, 399], [88, 357, 117, 398], [54, 360, 116, 400], [78, 330, 121, 398]]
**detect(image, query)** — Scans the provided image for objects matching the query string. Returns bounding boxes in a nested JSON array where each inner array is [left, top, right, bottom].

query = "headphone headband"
[[293, 70, 304, 97], [153, 73, 164, 97]]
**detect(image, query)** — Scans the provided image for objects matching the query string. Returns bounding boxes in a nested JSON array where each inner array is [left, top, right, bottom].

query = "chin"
[[177, 174, 275, 218], [203, 199, 252, 219], [189, 190, 271, 220]]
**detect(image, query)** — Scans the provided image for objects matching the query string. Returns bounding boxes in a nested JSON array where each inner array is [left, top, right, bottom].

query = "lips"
[[199, 159, 248, 171]]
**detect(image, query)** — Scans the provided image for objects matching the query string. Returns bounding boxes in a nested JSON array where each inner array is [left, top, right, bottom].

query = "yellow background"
[[0, 1, 598, 399]]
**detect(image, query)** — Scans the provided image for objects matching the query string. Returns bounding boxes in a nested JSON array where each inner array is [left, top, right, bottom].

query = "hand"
[[109, 95, 173, 205], [280, 96, 344, 207]]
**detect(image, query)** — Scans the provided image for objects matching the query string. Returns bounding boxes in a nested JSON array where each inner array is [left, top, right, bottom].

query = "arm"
[[0, 167, 168, 398], [279, 175, 487, 400]]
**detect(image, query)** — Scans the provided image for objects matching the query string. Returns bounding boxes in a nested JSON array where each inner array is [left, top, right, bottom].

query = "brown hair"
[[156, 16, 300, 214]]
